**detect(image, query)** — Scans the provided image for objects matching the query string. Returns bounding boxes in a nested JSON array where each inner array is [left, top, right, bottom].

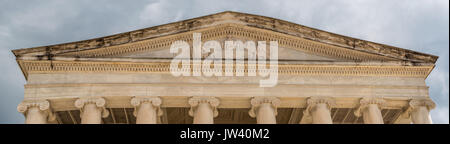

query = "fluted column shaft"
[[189, 97, 220, 124], [249, 97, 280, 124], [131, 97, 162, 124], [408, 99, 435, 124], [75, 98, 109, 124], [17, 100, 55, 124]]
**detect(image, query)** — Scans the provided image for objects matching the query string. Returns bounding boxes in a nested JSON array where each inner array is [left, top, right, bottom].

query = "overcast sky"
[[0, 0, 448, 124]]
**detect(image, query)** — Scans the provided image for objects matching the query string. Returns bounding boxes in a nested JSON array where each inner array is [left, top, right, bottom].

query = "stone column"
[[303, 97, 335, 124], [131, 97, 163, 124], [248, 97, 280, 124], [407, 99, 435, 124], [188, 97, 220, 124], [75, 97, 109, 124], [17, 100, 56, 124], [354, 97, 386, 124]]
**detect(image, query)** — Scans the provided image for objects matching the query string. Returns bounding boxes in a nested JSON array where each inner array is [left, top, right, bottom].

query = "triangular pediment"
[[12, 11, 437, 64]]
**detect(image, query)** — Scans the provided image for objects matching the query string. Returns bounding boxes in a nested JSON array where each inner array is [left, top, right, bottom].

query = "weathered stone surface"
[[12, 11, 437, 63], [12, 11, 437, 124]]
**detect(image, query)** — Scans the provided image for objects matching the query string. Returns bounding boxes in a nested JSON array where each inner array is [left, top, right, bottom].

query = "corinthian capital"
[[130, 97, 163, 117], [188, 97, 220, 117], [75, 97, 109, 118], [248, 97, 281, 118], [354, 97, 386, 117], [303, 97, 335, 116], [17, 99, 56, 121]]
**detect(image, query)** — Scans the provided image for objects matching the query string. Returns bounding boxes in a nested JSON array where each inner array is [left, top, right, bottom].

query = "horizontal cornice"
[[18, 60, 434, 80]]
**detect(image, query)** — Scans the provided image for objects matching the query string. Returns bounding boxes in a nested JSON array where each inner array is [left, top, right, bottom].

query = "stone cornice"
[[18, 60, 434, 79], [12, 11, 437, 63]]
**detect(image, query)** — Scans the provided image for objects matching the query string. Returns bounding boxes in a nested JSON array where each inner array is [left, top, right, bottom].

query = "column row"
[[17, 97, 435, 124]]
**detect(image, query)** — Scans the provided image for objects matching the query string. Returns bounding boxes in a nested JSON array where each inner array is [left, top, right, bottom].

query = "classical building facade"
[[13, 11, 438, 124]]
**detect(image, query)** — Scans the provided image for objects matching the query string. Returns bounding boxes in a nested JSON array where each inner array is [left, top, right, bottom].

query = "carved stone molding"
[[21, 60, 432, 78], [409, 99, 436, 110], [188, 97, 220, 118], [74, 97, 109, 118], [400, 98, 436, 118], [54, 24, 395, 62], [248, 97, 281, 118], [17, 99, 56, 121], [354, 97, 386, 117], [303, 97, 336, 116], [12, 11, 437, 63], [130, 97, 163, 117]]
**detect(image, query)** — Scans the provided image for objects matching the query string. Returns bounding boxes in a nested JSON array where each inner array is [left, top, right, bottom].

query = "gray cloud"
[[0, 0, 448, 123]]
